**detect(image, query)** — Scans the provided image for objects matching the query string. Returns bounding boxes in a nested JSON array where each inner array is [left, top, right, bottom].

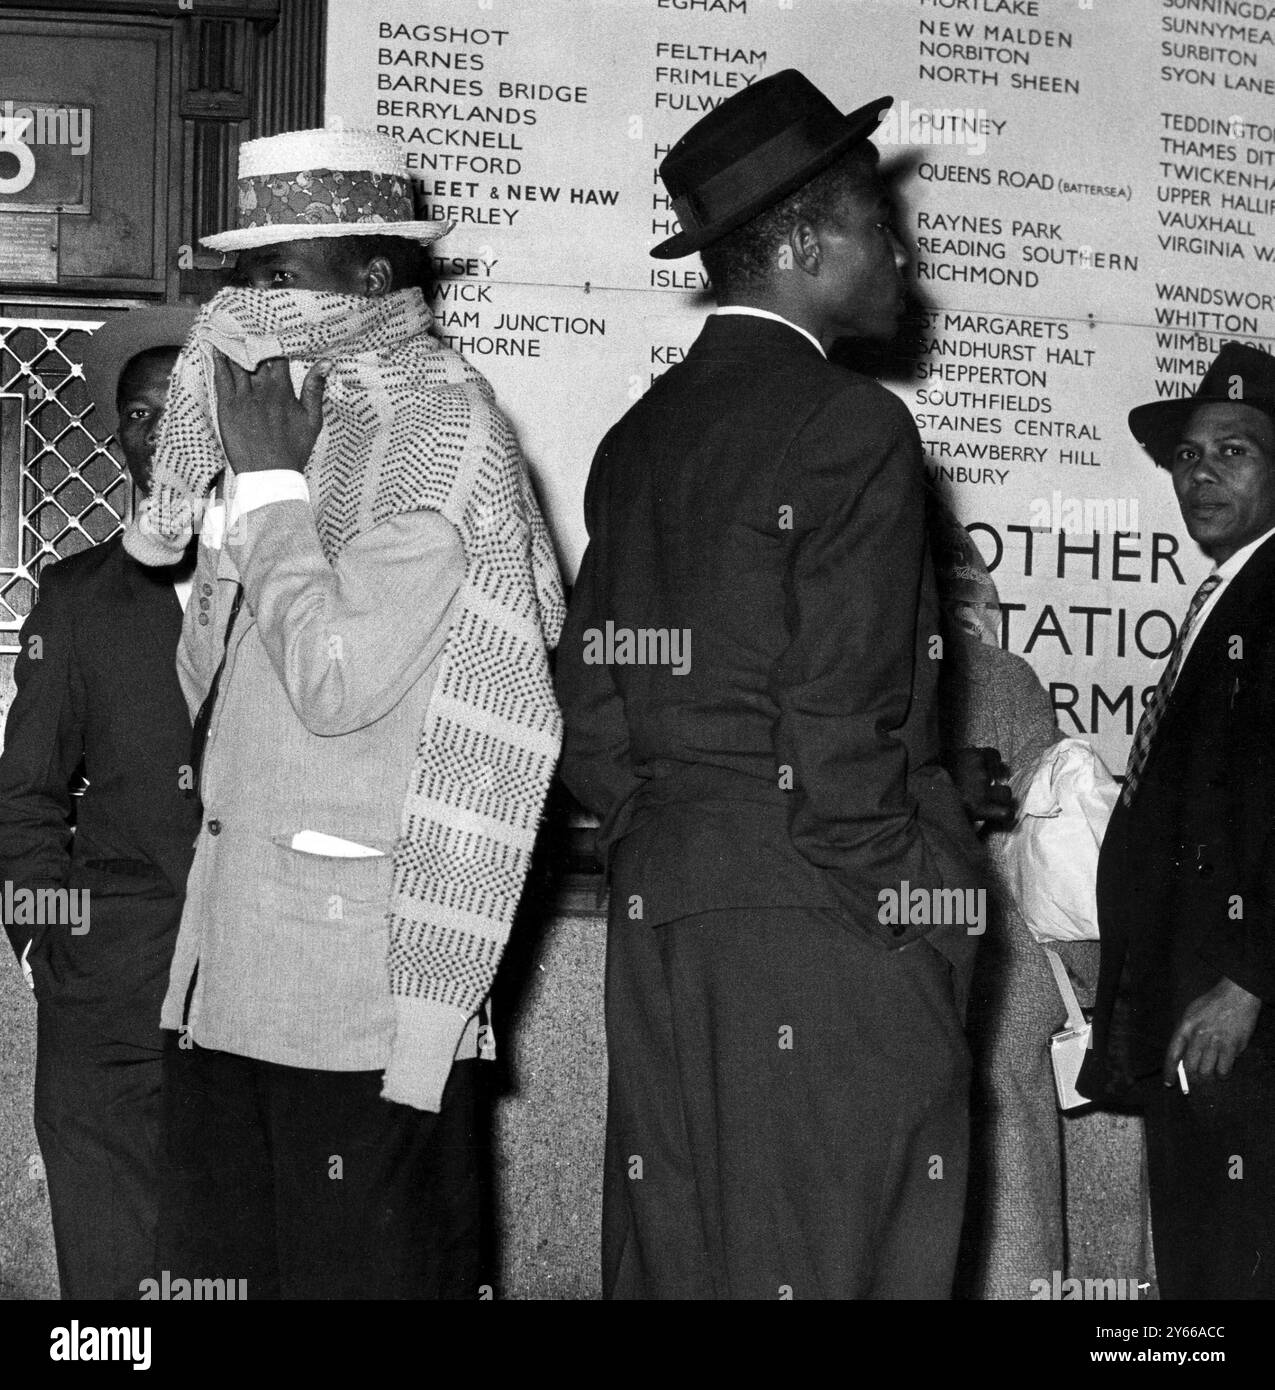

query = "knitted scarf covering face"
[[122, 286, 565, 1108]]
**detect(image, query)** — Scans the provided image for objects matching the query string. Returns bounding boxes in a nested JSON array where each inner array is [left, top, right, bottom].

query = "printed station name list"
[[372, 21, 613, 360]]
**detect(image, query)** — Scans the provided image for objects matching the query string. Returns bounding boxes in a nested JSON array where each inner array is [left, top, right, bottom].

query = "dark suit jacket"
[[0, 537, 200, 1040], [555, 313, 979, 950], [1081, 532, 1275, 1101]]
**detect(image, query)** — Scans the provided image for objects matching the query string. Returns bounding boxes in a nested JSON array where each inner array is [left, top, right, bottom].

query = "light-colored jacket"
[[160, 477, 475, 1072]]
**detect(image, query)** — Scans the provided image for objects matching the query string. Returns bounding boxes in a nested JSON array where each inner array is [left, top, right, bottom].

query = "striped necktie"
[[1121, 573, 1222, 807]]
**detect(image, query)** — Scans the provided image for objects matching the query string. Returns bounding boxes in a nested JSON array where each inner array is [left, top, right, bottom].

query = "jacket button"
[[197, 612, 210, 626], [207, 819, 222, 835], [201, 582, 213, 596]]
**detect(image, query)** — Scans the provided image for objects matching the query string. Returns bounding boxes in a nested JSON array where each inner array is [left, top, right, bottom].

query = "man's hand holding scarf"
[[212, 353, 330, 474]]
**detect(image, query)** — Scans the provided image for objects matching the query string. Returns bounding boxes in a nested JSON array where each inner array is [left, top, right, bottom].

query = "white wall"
[[326, 0, 1275, 770]]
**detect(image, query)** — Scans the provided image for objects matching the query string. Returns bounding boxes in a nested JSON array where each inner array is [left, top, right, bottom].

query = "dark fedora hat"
[[81, 305, 198, 436], [652, 69, 891, 260], [1129, 341, 1275, 468]]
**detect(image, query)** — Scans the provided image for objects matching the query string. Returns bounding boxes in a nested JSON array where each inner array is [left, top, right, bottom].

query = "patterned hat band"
[[237, 167, 414, 230]]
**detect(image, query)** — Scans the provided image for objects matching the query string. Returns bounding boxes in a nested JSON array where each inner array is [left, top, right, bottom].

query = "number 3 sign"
[[0, 115, 36, 195]]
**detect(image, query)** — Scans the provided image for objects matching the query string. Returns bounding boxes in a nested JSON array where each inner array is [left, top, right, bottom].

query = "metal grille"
[[0, 317, 130, 653]]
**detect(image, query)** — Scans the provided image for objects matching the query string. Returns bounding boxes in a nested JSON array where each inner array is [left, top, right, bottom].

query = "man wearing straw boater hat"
[[556, 70, 982, 1299], [130, 128, 564, 1299], [0, 307, 199, 1298], [1079, 343, 1275, 1299]]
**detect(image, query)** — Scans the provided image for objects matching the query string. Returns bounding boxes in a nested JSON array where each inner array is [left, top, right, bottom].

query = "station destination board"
[[326, 0, 1275, 768]]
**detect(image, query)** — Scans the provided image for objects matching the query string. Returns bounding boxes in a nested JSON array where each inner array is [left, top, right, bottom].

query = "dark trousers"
[[34, 1005, 165, 1300], [1144, 1044, 1275, 1299], [155, 1039, 483, 1299], [603, 905, 973, 1300]]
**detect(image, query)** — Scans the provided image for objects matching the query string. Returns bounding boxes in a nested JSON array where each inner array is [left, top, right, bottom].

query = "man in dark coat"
[[1079, 342, 1275, 1300], [555, 71, 983, 1300], [0, 307, 200, 1298]]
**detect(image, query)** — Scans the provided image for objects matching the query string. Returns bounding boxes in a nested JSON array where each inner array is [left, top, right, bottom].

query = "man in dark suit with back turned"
[[1079, 343, 1275, 1299], [0, 307, 200, 1298], [555, 71, 983, 1300]]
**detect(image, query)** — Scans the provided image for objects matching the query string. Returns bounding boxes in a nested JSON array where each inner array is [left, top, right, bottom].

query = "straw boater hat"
[[80, 305, 198, 436], [202, 127, 453, 253], [1129, 341, 1275, 469], [652, 69, 892, 259]]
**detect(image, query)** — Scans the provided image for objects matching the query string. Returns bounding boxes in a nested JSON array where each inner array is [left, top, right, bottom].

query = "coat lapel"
[[1146, 532, 1275, 759], [121, 546, 186, 671]]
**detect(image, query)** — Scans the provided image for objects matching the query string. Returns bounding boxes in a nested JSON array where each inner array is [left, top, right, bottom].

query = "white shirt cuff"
[[225, 470, 311, 539], [198, 498, 226, 551]]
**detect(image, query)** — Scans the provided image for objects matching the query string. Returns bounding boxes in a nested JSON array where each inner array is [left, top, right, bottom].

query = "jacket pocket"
[[267, 834, 393, 919], [270, 831, 393, 858]]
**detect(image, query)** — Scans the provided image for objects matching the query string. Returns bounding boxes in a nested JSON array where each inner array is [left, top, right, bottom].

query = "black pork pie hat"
[[652, 68, 892, 260], [1129, 341, 1275, 468], [80, 305, 198, 436]]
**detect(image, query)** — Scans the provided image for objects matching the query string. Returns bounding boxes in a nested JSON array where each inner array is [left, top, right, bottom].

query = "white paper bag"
[[1043, 946, 1094, 1110], [1001, 736, 1119, 944], [1050, 1021, 1094, 1110]]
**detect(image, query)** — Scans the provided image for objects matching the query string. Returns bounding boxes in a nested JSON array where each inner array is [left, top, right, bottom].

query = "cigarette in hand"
[[1177, 1059, 1190, 1095]]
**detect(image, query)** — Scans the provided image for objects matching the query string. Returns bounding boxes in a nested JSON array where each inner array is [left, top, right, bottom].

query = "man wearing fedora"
[[0, 307, 201, 1298], [556, 71, 981, 1299], [1079, 343, 1275, 1299], [138, 128, 563, 1299]]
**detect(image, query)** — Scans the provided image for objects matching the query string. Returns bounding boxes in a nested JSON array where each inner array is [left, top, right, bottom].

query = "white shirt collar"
[[710, 306, 826, 359], [1212, 522, 1275, 581]]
